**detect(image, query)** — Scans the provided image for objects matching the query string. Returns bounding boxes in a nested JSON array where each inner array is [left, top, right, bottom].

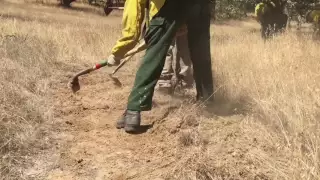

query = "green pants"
[[127, 0, 213, 111]]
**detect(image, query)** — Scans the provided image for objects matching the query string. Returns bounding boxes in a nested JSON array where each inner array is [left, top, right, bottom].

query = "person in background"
[[255, 0, 288, 39], [306, 9, 320, 40]]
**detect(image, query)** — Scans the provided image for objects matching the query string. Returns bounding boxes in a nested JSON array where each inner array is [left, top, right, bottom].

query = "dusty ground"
[[1, 0, 319, 180]]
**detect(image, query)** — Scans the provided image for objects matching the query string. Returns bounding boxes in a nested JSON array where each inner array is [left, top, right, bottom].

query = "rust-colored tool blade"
[[68, 77, 80, 93], [68, 67, 95, 93]]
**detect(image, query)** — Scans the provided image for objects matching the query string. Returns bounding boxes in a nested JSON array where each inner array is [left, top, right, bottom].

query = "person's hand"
[[107, 54, 121, 66]]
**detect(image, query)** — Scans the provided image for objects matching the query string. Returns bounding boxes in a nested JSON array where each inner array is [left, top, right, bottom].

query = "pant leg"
[[127, 0, 187, 111], [171, 38, 179, 87], [157, 41, 174, 88], [261, 23, 269, 39], [187, 1, 214, 101], [111, 0, 146, 59], [276, 13, 288, 33], [175, 33, 193, 86], [161, 41, 174, 76]]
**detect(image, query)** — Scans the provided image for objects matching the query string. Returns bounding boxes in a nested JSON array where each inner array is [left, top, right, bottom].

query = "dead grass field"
[[0, 0, 319, 179]]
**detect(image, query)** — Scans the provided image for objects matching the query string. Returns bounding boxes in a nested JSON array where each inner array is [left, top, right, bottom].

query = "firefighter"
[[116, 0, 214, 133], [255, 0, 288, 39], [306, 10, 320, 39], [106, 0, 194, 92]]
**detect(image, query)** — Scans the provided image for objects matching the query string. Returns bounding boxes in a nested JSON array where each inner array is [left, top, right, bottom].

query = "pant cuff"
[[127, 105, 152, 112]]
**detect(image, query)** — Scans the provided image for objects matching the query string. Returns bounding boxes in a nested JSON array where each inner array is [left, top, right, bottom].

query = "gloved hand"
[[107, 54, 121, 66]]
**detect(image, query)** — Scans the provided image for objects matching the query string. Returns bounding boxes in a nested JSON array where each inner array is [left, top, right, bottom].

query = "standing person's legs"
[[261, 23, 270, 40], [276, 13, 288, 34], [161, 42, 174, 76], [117, 0, 188, 132], [187, 1, 214, 102], [156, 41, 175, 91], [174, 33, 194, 88]]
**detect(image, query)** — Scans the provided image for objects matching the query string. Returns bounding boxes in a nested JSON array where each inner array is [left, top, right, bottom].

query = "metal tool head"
[[68, 77, 80, 93], [109, 74, 122, 87], [67, 67, 97, 93]]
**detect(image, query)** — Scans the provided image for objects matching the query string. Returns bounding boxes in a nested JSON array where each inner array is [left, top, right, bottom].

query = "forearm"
[[111, 0, 146, 58]]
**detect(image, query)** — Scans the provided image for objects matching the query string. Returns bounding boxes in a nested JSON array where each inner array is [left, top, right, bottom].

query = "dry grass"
[[172, 22, 320, 179], [0, 32, 59, 179], [0, 0, 122, 178], [0, 0, 320, 179], [212, 22, 320, 179]]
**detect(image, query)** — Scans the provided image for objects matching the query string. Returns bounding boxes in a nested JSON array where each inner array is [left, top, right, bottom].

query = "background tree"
[[213, 0, 319, 20]]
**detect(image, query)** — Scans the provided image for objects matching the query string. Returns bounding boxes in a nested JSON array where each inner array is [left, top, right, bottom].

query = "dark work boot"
[[124, 110, 141, 133], [116, 111, 126, 129]]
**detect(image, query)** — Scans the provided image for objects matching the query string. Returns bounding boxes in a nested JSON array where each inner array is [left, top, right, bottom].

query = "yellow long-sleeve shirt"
[[110, 0, 165, 58]]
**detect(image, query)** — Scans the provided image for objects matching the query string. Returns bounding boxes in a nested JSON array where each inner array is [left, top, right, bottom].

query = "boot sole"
[[124, 125, 140, 133]]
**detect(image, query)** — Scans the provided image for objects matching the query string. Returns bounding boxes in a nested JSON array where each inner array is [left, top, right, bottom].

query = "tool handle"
[[111, 41, 147, 75], [123, 41, 146, 58], [94, 60, 109, 69], [111, 57, 130, 75], [73, 68, 95, 78]]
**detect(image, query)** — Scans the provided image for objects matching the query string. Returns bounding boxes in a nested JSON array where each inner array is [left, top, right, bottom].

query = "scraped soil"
[[32, 68, 280, 180]]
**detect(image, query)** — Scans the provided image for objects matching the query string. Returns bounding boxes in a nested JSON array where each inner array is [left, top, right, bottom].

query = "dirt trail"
[[34, 68, 272, 180], [42, 68, 190, 180]]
